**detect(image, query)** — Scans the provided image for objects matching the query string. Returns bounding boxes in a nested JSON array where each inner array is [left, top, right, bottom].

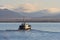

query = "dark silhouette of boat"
[[18, 17, 31, 30], [18, 23, 31, 30]]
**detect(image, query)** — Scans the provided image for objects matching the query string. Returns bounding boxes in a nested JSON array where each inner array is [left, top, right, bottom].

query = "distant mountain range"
[[14, 9, 60, 18], [0, 8, 60, 19], [0, 9, 23, 18]]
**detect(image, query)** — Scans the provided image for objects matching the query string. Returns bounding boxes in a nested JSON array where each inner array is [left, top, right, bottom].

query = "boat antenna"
[[23, 16, 26, 24]]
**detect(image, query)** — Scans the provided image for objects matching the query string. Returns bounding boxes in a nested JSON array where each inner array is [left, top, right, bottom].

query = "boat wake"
[[0, 29, 59, 33]]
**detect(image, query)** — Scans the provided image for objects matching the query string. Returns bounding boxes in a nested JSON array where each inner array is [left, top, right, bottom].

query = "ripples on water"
[[0, 30, 60, 40], [0, 23, 60, 40]]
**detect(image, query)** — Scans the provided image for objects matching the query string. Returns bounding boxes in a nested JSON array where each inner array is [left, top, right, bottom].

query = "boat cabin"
[[18, 23, 31, 30]]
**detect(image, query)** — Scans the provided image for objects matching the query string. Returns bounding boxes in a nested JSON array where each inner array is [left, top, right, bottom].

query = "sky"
[[0, 0, 60, 12]]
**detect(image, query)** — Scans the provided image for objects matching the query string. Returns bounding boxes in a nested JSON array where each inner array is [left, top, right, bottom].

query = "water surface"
[[0, 22, 60, 40]]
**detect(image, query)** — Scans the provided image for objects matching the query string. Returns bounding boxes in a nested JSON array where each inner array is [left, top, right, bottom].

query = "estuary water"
[[0, 22, 60, 40]]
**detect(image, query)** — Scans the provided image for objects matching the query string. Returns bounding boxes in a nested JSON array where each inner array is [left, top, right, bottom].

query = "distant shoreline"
[[0, 18, 60, 22]]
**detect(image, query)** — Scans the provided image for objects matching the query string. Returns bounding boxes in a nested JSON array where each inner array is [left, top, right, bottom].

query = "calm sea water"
[[0, 22, 60, 40]]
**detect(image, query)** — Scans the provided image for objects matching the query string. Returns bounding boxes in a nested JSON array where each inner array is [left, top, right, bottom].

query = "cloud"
[[0, 4, 15, 10], [4, 4, 15, 9], [47, 8, 60, 13], [40, 8, 60, 14], [0, 4, 60, 14], [0, 3, 39, 12], [16, 3, 38, 13]]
